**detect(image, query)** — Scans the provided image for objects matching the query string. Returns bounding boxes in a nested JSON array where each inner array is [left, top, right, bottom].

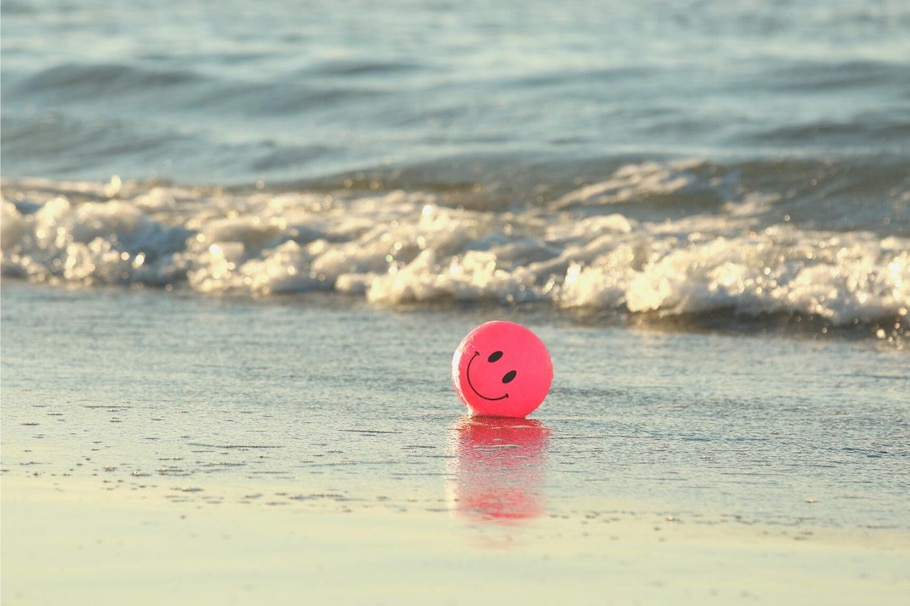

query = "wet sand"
[[4, 474, 908, 606]]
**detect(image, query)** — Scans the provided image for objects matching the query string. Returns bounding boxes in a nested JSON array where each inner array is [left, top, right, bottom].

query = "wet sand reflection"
[[447, 416, 550, 523]]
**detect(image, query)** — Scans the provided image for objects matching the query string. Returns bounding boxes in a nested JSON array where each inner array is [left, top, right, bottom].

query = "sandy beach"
[[3, 473, 908, 606]]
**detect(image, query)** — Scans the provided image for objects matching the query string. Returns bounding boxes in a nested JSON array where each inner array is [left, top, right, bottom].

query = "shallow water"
[[3, 281, 908, 530]]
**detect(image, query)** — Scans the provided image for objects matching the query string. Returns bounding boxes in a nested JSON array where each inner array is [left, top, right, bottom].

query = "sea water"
[[1, 0, 909, 530], [2, 0, 908, 339]]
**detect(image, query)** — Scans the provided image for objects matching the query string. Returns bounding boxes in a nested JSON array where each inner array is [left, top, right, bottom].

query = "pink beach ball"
[[452, 321, 553, 418]]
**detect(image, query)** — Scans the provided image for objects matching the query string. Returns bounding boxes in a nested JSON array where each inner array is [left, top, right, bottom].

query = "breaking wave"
[[2, 160, 908, 344]]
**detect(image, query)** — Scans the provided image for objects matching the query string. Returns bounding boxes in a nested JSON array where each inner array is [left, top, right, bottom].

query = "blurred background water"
[[3, 0, 909, 184], [1, 1, 909, 334]]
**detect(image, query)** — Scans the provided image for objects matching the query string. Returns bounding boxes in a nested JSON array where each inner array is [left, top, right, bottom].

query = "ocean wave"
[[10, 62, 203, 101], [2, 163, 908, 343]]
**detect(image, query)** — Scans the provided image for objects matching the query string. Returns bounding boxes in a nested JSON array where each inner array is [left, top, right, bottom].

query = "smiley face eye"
[[488, 351, 503, 363], [502, 370, 517, 384]]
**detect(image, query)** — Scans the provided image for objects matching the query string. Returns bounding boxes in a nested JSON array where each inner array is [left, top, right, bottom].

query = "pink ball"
[[452, 321, 553, 418]]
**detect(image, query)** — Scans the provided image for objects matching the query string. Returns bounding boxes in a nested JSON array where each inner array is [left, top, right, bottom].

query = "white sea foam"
[[2, 167, 908, 336]]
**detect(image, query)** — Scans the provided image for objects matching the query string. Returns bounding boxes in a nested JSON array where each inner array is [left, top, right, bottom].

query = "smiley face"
[[452, 321, 553, 418], [465, 350, 515, 401]]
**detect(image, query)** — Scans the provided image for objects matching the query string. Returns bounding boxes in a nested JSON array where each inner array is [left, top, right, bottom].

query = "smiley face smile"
[[465, 351, 516, 401]]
